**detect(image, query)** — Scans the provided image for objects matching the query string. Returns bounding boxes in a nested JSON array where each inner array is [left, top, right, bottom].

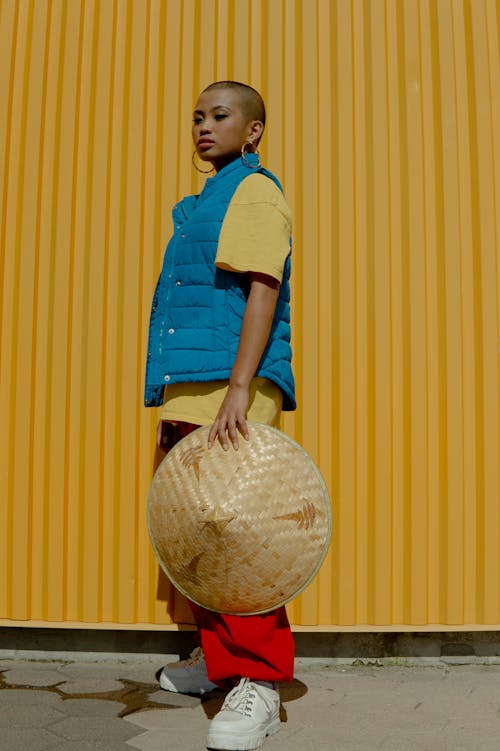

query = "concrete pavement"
[[1, 656, 500, 750]]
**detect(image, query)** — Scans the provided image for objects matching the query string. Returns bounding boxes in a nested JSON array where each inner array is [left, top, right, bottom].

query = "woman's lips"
[[197, 140, 214, 150]]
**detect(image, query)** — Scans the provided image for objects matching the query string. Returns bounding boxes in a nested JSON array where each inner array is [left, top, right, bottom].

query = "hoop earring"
[[241, 141, 261, 168], [192, 150, 214, 174]]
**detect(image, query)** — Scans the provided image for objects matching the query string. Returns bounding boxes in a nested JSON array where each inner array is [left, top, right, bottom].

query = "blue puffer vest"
[[144, 154, 296, 411]]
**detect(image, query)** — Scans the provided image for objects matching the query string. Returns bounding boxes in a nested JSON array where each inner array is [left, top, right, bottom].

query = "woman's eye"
[[214, 113, 227, 120], [193, 117, 202, 125]]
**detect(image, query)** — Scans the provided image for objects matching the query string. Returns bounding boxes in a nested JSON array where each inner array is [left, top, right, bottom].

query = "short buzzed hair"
[[202, 81, 266, 127]]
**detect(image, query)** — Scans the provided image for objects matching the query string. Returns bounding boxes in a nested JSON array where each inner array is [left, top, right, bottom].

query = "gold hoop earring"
[[192, 150, 214, 174], [241, 141, 261, 168]]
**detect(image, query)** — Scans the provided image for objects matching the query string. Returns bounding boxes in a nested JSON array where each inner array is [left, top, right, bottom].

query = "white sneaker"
[[159, 646, 218, 694], [207, 678, 280, 750]]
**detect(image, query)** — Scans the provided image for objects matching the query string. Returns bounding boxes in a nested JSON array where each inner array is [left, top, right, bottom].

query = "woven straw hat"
[[147, 422, 332, 615]]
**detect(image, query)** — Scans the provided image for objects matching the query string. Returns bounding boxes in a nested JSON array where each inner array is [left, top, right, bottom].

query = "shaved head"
[[201, 81, 266, 128]]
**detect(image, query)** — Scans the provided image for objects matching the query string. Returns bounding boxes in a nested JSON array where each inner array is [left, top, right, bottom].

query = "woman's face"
[[192, 88, 263, 172]]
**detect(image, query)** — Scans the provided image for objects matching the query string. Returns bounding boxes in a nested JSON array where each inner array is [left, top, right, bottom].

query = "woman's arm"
[[208, 271, 280, 450]]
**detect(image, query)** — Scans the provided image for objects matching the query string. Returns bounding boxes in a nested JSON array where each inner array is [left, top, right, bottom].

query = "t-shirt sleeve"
[[215, 172, 292, 283]]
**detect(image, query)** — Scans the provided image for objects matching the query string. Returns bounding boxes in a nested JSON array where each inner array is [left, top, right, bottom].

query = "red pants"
[[190, 602, 294, 686], [160, 421, 295, 686]]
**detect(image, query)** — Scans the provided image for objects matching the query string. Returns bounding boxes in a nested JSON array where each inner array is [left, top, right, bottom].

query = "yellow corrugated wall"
[[1, 0, 499, 629]]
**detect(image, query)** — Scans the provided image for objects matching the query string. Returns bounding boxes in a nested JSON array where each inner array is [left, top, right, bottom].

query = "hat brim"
[[147, 422, 332, 615]]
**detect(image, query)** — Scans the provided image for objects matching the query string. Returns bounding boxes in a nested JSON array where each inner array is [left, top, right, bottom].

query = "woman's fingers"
[[208, 415, 249, 451], [207, 420, 219, 449], [208, 385, 250, 450]]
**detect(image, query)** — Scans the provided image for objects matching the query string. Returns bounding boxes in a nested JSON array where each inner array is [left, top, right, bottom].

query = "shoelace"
[[186, 647, 204, 666], [221, 678, 256, 717]]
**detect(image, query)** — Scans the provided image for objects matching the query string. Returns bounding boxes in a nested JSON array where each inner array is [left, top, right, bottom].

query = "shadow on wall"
[[2, 628, 500, 660]]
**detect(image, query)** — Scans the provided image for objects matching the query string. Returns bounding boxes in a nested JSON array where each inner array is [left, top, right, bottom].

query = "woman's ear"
[[247, 119, 264, 145]]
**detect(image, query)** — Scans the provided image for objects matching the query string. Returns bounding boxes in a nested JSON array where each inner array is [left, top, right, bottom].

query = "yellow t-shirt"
[[160, 172, 292, 427]]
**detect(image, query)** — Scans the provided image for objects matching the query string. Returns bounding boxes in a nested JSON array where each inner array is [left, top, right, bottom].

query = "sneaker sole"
[[207, 718, 281, 750]]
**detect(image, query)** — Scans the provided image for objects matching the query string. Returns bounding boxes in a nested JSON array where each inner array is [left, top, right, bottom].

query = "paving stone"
[[124, 708, 183, 730], [0, 688, 63, 706], [144, 690, 201, 708], [57, 698, 127, 717], [60, 663, 138, 679], [126, 729, 199, 751], [1, 661, 500, 750], [0, 703, 65, 727], [2, 668, 65, 686], [51, 743, 136, 751], [50, 716, 140, 742], [125, 706, 208, 735], [58, 678, 125, 694], [379, 734, 437, 750], [268, 735, 348, 751], [0, 727, 60, 751]]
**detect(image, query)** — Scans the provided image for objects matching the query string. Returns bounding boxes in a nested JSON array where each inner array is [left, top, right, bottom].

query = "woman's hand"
[[207, 383, 250, 450]]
